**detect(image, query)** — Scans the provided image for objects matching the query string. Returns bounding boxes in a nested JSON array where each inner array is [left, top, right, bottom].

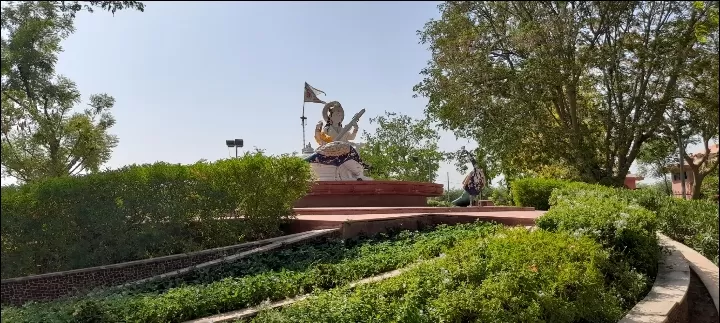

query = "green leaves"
[[250, 229, 633, 323], [415, 1, 719, 184], [0, 153, 312, 279], [1, 222, 499, 322], [359, 112, 445, 182], [1, 1, 144, 183], [511, 178, 571, 211]]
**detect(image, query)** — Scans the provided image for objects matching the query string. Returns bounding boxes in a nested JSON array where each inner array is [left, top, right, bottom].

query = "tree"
[[1, 1, 144, 183], [674, 22, 719, 199], [414, 1, 719, 185], [644, 23, 720, 199], [359, 112, 445, 182], [636, 136, 675, 196]]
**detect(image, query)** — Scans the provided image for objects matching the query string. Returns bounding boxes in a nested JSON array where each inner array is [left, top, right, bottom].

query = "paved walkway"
[[293, 206, 535, 216], [295, 211, 545, 223]]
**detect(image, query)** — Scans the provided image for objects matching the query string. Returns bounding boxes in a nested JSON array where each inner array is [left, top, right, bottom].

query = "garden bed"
[[0, 222, 502, 322], [4, 179, 690, 323], [242, 227, 650, 323]]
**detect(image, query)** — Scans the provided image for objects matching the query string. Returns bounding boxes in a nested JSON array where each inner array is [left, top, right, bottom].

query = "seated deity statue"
[[305, 101, 372, 181]]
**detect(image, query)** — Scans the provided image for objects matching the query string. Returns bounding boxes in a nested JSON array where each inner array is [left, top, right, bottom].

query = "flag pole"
[[301, 101, 307, 149]]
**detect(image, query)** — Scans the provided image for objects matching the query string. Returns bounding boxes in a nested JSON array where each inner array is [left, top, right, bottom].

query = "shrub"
[[539, 185, 659, 282], [544, 181, 718, 265], [250, 229, 636, 323], [538, 183, 660, 308], [619, 186, 718, 265], [489, 185, 512, 206], [427, 199, 452, 207], [511, 178, 570, 210], [653, 198, 719, 265], [700, 167, 719, 201], [0, 152, 312, 279]]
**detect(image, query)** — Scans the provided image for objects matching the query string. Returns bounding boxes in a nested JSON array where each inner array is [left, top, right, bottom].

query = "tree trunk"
[[662, 173, 672, 196], [691, 171, 704, 200]]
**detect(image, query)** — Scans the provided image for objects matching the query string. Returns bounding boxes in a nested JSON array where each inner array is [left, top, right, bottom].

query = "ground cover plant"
[[246, 228, 648, 323], [0, 222, 500, 323]]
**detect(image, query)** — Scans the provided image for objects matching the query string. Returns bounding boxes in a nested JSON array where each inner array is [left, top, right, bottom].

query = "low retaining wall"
[[659, 233, 719, 313], [619, 234, 691, 323], [0, 231, 325, 306], [294, 181, 444, 208]]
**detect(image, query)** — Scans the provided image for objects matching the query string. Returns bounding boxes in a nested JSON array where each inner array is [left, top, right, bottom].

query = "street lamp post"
[[225, 139, 244, 158]]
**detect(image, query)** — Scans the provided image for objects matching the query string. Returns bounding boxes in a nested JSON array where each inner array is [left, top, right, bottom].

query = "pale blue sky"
[[8, 1, 664, 187], [51, 1, 481, 187]]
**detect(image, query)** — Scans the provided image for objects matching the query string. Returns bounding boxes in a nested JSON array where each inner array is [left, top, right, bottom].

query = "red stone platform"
[[294, 180, 444, 208], [287, 206, 545, 237]]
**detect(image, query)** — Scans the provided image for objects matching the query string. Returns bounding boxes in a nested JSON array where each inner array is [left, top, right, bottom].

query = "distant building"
[[624, 174, 644, 190], [663, 144, 719, 199]]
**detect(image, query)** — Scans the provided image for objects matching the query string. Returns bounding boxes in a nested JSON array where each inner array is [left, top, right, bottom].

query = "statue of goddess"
[[314, 101, 362, 147], [306, 101, 371, 181]]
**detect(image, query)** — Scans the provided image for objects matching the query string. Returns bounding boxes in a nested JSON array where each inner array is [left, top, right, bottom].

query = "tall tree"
[[414, 1, 719, 185], [643, 22, 720, 199], [674, 22, 719, 199], [0, 1, 144, 183], [360, 112, 446, 182], [636, 136, 676, 196]]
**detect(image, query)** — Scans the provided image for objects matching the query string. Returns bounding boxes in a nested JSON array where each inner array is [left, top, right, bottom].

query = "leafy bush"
[[542, 181, 718, 265], [249, 228, 639, 323], [618, 186, 719, 265], [489, 185, 512, 206], [511, 178, 570, 210], [0, 152, 312, 279], [0, 222, 500, 323], [538, 185, 660, 295], [427, 199, 452, 207], [653, 198, 719, 264], [700, 166, 718, 201]]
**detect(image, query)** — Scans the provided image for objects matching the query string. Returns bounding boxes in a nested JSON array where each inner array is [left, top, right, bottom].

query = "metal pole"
[[301, 101, 307, 148], [235, 146, 238, 158], [675, 113, 686, 199], [446, 172, 450, 199]]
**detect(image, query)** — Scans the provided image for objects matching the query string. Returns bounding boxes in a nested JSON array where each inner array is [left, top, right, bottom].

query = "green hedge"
[[511, 178, 569, 210], [653, 198, 719, 264], [0, 152, 312, 279], [538, 183, 660, 302], [249, 228, 644, 323], [619, 189, 719, 265], [539, 180, 718, 265]]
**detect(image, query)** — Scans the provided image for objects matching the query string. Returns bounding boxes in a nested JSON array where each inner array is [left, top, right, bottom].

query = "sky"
[[4, 1, 684, 187], [49, 1, 481, 188]]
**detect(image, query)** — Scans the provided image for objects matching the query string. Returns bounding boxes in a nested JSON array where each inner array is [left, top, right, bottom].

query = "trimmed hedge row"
[[511, 178, 569, 210], [629, 190, 719, 265], [0, 152, 312, 279]]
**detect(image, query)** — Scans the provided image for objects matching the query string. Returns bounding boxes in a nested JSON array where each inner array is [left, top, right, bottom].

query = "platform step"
[[292, 206, 534, 216]]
